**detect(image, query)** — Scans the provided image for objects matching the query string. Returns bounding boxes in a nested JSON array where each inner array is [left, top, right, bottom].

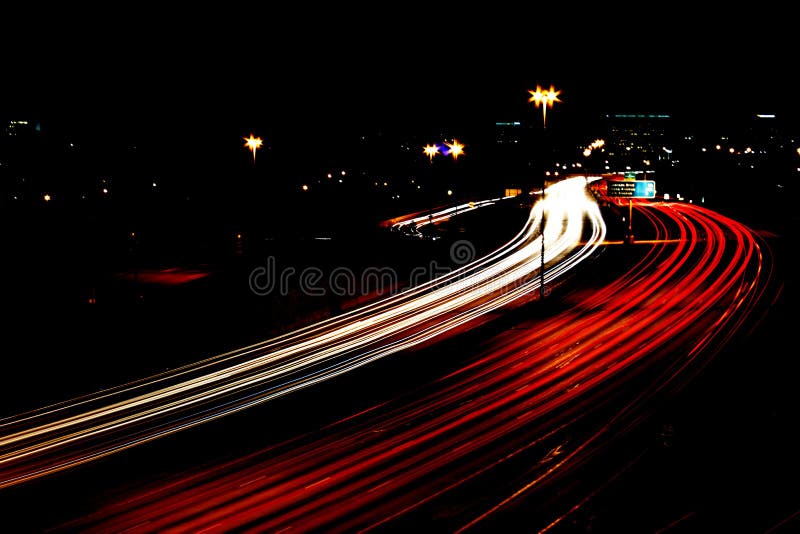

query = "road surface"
[[0, 177, 605, 489], [53, 199, 775, 532]]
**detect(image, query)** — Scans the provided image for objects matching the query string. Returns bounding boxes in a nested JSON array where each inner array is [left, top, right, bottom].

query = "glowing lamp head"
[[423, 144, 440, 162], [528, 85, 561, 127], [444, 139, 464, 160], [243, 134, 263, 162]]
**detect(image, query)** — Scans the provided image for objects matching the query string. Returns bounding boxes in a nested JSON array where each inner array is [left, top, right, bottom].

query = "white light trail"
[[0, 177, 605, 488]]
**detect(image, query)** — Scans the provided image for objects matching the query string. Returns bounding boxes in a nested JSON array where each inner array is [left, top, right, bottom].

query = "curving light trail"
[[65, 199, 776, 533], [383, 195, 514, 232], [0, 177, 605, 489]]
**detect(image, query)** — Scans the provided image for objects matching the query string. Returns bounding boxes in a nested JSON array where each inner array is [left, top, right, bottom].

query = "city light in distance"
[[583, 139, 604, 157]]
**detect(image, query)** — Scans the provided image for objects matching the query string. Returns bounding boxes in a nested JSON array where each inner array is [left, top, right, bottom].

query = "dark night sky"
[[3, 11, 798, 141]]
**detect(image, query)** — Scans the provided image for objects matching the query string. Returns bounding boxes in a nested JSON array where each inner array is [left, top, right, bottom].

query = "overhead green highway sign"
[[607, 180, 656, 198]]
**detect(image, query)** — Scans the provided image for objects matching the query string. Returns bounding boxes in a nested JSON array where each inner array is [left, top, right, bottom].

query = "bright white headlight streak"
[[0, 177, 605, 487], [390, 195, 517, 231]]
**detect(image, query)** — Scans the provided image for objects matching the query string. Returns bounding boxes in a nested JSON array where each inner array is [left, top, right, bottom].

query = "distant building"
[[747, 114, 789, 154], [4, 119, 40, 136], [495, 121, 523, 145], [688, 113, 798, 175], [603, 113, 672, 172], [493, 120, 533, 191]]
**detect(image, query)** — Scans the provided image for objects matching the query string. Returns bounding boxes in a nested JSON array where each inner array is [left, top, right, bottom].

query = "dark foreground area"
[[0, 196, 529, 414]]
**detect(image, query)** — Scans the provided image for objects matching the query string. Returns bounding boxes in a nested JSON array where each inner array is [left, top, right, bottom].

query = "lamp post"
[[243, 134, 263, 163], [422, 144, 441, 224], [422, 139, 465, 222], [528, 85, 561, 300], [444, 138, 464, 160], [528, 85, 561, 129], [444, 139, 465, 217], [423, 143, 440, 162]]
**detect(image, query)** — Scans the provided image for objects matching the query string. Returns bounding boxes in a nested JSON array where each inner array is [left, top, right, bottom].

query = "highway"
[[0, 176, 605, 489], [383, 196, 513, 233], [56, 198, 775, 532]]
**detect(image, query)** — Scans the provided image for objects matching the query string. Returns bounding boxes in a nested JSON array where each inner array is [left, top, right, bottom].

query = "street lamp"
[[444, 139, 465, 216], [422, 143, 442, 225], [423, 143, 441, 162], [423, 140, 465, 219], [243, 134, 263, 163], [444, 139, 465, 160], [528, 84, 561, 300], [528, 85, 561, 128]]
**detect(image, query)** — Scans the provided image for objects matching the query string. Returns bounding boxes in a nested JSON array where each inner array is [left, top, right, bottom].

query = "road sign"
[[607, 180, 656, 198]]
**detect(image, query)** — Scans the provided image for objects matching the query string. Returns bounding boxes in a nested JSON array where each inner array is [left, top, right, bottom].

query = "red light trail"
[[56, 200, 775, 532]]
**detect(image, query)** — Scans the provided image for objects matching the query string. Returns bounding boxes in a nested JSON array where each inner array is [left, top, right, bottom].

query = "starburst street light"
[[243, 134, 263, 163], [528, 84, 561, 300], [444, 139, 465, 160], [423, 143, 441, 162], [528, 85, 561, 128]]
